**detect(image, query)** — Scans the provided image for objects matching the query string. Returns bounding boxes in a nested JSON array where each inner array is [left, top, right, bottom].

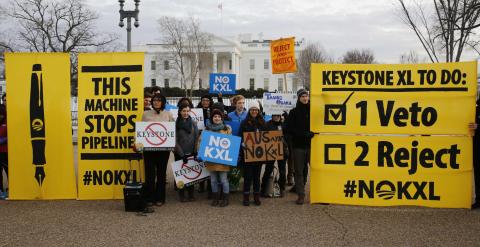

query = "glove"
[[305, 131, 315, 138], [182, 155, 189, 164]]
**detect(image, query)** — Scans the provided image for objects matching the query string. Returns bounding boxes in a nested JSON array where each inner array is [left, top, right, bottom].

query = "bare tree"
[[158, 15, 212, 97], [6, 0, 119, 95], [399, 50, 424, 63], [341, 49, 376, 64], [397, 0, 480, 62], [296, 42, 331, 89], [8, 0, 117, 52]]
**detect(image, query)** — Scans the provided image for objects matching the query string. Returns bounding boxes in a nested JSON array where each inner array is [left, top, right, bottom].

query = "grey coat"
[[174, 119, 199, 157]]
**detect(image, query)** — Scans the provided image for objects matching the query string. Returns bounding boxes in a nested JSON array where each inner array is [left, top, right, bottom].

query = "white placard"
[[135, 121, 176, 151], [172, 158, 210, 187], [263, 93, 297, 115]]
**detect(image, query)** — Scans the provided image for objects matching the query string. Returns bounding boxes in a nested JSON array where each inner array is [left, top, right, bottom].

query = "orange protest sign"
[[270, 37, 297, 74]]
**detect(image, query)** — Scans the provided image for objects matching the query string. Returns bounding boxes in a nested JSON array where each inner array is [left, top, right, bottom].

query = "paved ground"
[[1, 147, 480, 246]]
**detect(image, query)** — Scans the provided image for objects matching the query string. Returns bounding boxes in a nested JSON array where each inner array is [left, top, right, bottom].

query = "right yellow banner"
[[310, 61, 477, 208]]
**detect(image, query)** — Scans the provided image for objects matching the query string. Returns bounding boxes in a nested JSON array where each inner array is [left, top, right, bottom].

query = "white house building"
[[133, 34, 305, 92]]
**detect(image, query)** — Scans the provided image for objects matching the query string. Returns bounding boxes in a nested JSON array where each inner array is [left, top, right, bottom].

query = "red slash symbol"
[[145, 123, 168, 146], [181, 157, 202, 180]]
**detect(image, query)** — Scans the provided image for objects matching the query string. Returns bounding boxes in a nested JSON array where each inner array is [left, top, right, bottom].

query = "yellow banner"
[[270, 37, 297, 74], [77, 52, 144, 200], [5, 53, 76, 199], [311, 62, 477, 135], [310, 135, 472, 208]]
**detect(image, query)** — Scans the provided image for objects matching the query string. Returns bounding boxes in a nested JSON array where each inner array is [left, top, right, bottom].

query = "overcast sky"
[[86, 0, 479, 63]]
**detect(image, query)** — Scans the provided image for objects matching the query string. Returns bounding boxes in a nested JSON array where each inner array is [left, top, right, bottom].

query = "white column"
[[213, 52, 218, 73], [231, 52, 237, 89]]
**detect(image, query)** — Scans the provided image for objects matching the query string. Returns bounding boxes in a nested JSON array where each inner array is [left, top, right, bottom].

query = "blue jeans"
[[210, 171, 229, 193]]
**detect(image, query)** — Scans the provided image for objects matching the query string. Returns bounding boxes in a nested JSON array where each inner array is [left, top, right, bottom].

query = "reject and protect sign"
[[209, 73, 236, 94], [270, 37, 297, 74], [310, 61, 477, 208]]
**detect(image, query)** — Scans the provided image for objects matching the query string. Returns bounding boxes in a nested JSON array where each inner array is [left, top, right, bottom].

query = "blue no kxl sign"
[[209, 73, 236, 94]]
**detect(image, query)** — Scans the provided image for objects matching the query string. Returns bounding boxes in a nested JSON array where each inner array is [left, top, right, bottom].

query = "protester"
[[0, 96, 7, 199], [472, 99, 480, 209], [261, 114, 288, 198], [174, 103, 199, 202], [240, 101, 267, 206], [144, 92, 152, 111], [196, 94, 222, 195], [227, 95, 247, 137], [285, 89, 314, 205], [198, 109, 233, 207], [141, 94, 174, 207], [176, 97, 194, 109]]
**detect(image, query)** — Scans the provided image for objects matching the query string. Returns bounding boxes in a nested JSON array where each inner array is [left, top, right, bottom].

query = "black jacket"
[[285, 101, 312, 149]]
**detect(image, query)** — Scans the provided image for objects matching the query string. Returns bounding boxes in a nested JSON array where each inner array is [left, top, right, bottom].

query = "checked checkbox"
[[324, 104, 346, 125]]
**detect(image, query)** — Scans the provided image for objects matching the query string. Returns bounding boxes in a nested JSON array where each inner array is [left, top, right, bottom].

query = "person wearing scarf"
[[198, 109, 232, 207], [141, 94, 174, 207], [174, 103, 199, 202], [239, 101, 267, 206]]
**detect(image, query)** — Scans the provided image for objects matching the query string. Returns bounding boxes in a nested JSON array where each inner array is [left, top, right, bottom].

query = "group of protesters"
[[139, 86, 314, 211]]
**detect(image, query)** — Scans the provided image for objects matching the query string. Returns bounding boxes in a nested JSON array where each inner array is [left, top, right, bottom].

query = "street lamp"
[[118, 0, 140, 52]]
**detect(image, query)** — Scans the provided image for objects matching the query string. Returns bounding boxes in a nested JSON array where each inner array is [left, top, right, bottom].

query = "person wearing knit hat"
[[285, 88, 314, 205], [297, 88, 308, 98], [248, 101, 260, 111], [199, 108, 233, 207], [239, 102, 267, 206]]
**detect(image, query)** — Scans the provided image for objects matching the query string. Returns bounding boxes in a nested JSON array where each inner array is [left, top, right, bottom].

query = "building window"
[[151, 79, 156, 87], [250, 59, 255, 70], [264, 78, 269, 91], [151, 60, 156, 70], [164, 60, 169, 70], [278, 78, 283, 92], [292, 78, 299, 91], [229, 60, 232, 70], [249, 78, 255, 90], [164, 78, 169, 88], [264, 59, 269, 70]]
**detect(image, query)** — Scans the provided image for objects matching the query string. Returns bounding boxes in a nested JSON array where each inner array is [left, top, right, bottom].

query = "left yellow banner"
[[77, 52, 144, 200], [5, 53, 76, 199]]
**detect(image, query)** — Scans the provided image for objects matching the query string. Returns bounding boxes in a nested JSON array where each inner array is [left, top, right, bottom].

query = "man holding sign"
[[209, 73, 236, 95]]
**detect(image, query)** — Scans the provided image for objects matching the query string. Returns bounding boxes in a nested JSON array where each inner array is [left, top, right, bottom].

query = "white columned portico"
[[213, 52, 218, 73], [231, 52, 236, 75]]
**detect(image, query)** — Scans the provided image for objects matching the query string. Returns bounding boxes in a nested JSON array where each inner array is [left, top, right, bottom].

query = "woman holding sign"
[[198, 109, 233, 207], [240, 102, 267, 206], [142, 94, 174, 207], [174, 103, 199, 202]]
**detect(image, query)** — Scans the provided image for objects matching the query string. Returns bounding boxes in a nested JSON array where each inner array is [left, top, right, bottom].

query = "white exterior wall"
[[134, 35, 304, 92]]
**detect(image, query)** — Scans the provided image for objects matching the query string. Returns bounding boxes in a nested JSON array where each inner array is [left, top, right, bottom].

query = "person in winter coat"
[[261, 114, 288, 198], [240, 101, 267, 206], [174, 103, 199, 202], [0, 106, 7, 199], [285, 89, 315, 205], [198, 109, 233, 207], [472, 99, 480, 209], [142, 94, 174, 206]]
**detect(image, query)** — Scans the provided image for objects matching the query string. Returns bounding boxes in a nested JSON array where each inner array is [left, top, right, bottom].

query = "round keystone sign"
[[145, 123, 169, 146]]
